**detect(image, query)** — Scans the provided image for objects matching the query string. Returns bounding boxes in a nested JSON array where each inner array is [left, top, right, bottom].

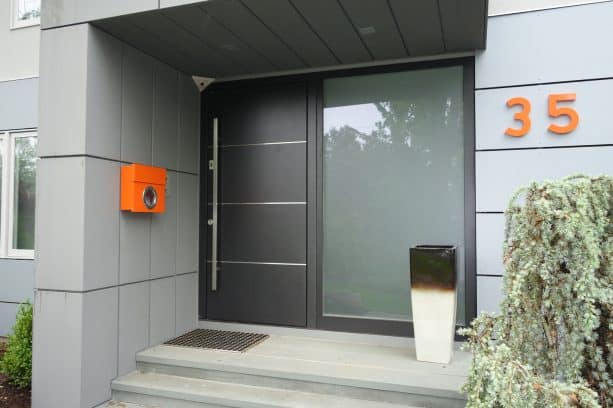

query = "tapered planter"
[[410, 245, 457, 364]]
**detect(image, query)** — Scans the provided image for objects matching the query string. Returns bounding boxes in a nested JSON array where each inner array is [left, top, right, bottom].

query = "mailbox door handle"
[[210, 117, 219, 291]]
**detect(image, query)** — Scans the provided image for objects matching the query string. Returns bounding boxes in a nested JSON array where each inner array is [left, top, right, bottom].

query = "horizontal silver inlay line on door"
[[206, 260, 307, 266], [207, 202, 307, 206], [208, 140, 307, 148]]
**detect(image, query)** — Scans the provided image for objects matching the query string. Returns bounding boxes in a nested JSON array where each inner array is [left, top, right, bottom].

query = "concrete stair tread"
[[136, 336, 468, 399], [113, 371, 419, 408]]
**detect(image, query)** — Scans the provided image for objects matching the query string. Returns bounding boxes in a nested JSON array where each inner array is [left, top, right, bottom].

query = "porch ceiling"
[[94, 0, 487, 79]]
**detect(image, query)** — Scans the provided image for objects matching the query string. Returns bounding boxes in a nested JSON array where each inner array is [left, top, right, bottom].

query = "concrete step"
[[112, 371, 418, 408], [129, 336, 467, 408]]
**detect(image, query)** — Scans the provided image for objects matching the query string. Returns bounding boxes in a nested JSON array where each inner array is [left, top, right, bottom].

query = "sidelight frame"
[[199, 57, 476, 338]]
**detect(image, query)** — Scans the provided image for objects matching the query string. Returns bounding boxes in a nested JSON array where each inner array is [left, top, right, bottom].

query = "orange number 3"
[[548, 93, 579, 134], [505, 97, 531, 137]]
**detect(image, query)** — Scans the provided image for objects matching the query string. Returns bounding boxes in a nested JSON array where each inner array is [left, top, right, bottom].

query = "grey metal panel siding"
[[476, 1, 613, 88], [476, 214, 505, 277], [0, 78, 38, 131], [220, 143, 307, 203], [218, 205, 307, 264], [476, 78, 613, 150], [0, 260, 34, 303], [476, 147, 613, 212], [477, 276, 503, 314]]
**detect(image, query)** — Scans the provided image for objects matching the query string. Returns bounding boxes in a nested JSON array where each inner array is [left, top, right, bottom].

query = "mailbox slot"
[[121, 164, 166, 213]]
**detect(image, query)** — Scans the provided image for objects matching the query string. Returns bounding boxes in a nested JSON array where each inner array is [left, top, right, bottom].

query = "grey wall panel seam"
[[0, 257, 35, 261], [477, 144, 613, 152], [0, 127, 37, 133], [475, 75, 613, 91], [36, 273, 197, 294], [38, 154, 199, 175]]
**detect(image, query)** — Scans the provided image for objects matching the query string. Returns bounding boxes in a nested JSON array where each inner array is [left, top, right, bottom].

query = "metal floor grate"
[[164, 329, 269, 352]]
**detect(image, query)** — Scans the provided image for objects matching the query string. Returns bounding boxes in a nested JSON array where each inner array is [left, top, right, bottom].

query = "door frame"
[[199, 57, 476, 337]]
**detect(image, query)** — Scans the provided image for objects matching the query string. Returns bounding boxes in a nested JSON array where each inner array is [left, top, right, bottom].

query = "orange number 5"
[[548, 93, 579, 134], [505, 97, 531, 137]]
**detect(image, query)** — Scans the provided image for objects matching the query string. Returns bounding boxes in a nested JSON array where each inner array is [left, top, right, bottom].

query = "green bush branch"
[[1, 301, 33, 388]]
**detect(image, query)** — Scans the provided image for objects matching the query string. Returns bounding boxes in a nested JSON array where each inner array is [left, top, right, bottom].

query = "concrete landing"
[[112, 333, 470, 407]]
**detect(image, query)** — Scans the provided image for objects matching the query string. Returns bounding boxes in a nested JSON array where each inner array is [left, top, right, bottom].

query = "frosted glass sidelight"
[[322, 66, 466, 324]]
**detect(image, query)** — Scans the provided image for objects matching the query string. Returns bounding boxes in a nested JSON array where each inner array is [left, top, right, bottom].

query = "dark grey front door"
[[203, 82, 308, 327]]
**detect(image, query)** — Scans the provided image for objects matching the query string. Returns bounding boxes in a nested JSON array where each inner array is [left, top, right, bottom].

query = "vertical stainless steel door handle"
[[210, 117, 219, 291]]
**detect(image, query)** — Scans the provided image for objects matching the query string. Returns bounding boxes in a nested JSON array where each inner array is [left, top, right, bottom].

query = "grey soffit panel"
[[290, 0, 372, 64], [241, 0, 338, 67], [203, 0, 305, 70], [388, 0, 444, 55], [218, 205, 307, 264], [211, 82, 307, 145], [337, 0, 408, 60], [95, 18, 200, 75], [93, 0, 485, 78], [124, 11, 240, 76], [438, 0, 487, 51], [206, 263, 307, 327], [220, 143, 307, 203], [161, 5, 276, 73]]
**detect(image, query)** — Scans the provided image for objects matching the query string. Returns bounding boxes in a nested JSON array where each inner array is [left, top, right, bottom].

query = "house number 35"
[[505, 93, 579, 137]]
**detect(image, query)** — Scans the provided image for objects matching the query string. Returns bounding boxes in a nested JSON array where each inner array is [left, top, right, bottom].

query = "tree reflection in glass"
[[322, 67, 466, 324], [12, 136, 37, 250]]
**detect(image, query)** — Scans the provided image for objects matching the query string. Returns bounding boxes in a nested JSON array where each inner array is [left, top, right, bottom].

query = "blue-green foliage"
[[459, 175, 612, 408]]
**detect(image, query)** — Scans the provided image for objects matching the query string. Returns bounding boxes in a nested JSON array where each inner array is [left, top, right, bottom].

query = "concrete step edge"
[[112, 371, 416, 408], [135, 352, 466, 400]]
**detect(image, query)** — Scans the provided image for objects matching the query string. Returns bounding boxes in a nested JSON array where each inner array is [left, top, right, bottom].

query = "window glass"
[[13, 0, 40, 26], [322, 67, 466, 324], [12, 136, 37, 251]]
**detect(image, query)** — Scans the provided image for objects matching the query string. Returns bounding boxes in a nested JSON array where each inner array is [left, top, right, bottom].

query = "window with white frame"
[[0, 131, 37, 259], [10, 0, 41, 29]]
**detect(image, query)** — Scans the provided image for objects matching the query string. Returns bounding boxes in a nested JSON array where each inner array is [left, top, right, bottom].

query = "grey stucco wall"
[[0, 78, 38, 131], [33, 23, 200, 408], [474, 1, 613, 314], [0, 77, 38, 336], [0, 1, 39, 81]]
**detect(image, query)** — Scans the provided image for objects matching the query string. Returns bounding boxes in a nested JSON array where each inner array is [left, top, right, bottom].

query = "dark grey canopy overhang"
[[94, 0, 487, 79]]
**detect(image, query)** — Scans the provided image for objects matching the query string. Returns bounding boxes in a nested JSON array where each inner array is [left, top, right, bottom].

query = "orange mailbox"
[[121, 164, 166, 213]]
